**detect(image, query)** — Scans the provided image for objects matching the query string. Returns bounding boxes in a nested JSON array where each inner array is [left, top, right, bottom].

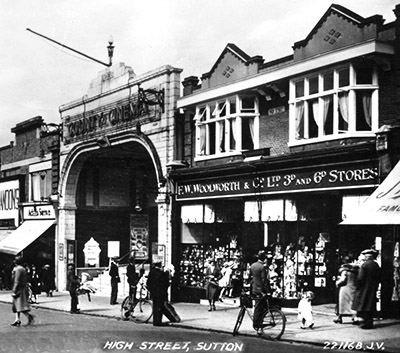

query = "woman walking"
[[205, 260, 221, 311], [334, 256, 358, 324], [10, 257, 35, 327]]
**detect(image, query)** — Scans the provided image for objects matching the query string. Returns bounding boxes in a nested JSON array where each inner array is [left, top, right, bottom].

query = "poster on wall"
[[130, 214, 149, 260]]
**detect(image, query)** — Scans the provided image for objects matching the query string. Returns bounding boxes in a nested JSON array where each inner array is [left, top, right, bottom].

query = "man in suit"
[[250, 250, 270, 335], [146, 262, 170, 326], [352, 249, 380, 329], [109, 258, 120, 305]]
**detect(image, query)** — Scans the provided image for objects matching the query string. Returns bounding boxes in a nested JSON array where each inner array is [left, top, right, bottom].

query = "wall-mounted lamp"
[[134, 196, 142, 212], [96, 136, 111, 148], [107, 36, 114, 67]]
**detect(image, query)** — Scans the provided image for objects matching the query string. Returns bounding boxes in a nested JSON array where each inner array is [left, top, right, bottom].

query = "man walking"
[[352, 249, 380, 329], [67, 264, 81, 313], [250, 250, 270, 335], [146, 262, 170, 326]]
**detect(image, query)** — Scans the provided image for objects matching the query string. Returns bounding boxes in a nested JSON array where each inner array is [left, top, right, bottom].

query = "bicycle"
[[233, 289, 286, 340], [120, 280, 153, 323]]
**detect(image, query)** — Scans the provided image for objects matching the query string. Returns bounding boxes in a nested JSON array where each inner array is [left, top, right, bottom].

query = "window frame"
[[194, 95, 260, 160], [288, 63, 378, 146]]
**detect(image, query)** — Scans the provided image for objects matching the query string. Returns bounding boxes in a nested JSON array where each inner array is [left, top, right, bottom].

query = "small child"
[[298, 291, 315, 329]]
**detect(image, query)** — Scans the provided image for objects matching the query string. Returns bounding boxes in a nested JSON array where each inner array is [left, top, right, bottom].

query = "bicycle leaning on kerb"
[[233, 288, 286, 340]]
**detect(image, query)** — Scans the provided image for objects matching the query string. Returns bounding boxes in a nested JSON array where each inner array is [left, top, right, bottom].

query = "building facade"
[[54, 63, 182, 290], [0, 116, 58, 273], [171, 4, 400, 317]]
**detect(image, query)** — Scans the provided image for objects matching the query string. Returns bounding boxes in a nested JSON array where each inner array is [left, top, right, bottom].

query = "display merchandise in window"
[[283, 243, 297, 299], [179, 244, 244, 290]]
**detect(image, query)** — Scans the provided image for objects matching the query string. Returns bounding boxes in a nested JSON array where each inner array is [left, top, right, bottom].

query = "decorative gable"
[[293, 4, 384, 61], [201, 43, 263, 90]]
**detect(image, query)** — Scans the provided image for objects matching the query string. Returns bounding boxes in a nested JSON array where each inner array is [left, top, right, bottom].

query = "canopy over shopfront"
[[0, 220, 55, 255], [341, 161, 400, 225]]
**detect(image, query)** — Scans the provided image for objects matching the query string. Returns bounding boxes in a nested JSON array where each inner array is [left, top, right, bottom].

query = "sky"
[[0, 0, 398, 146]]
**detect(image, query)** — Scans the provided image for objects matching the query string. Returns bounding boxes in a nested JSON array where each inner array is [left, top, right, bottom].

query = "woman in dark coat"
[[334, 261, 358, 323], [205, 260, 222, 311], [352, 249, 380, 329], [10, 257, 34, 327], [28, 265, 41, 304], [41, 264, 56, 297]]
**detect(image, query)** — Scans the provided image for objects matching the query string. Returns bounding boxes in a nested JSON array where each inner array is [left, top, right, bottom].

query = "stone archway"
[[56, 132, 165, 289]]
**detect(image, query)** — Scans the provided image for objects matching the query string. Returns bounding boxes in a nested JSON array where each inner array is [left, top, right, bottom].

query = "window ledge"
[[288, 132, 376, 147]]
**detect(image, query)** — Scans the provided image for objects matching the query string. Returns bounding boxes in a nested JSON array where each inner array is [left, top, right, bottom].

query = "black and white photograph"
[[0, 1, 399, 352]]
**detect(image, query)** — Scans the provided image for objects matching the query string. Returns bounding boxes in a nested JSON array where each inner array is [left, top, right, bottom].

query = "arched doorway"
[[58, 132, 164, 286]]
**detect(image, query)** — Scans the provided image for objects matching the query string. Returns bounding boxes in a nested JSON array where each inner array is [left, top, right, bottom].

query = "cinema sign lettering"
[[64, 87, 164, 143], [176, 164, 378, 200]]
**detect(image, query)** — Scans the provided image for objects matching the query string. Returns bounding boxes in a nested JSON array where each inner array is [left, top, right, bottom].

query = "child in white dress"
[[298, 291, 315, 329]]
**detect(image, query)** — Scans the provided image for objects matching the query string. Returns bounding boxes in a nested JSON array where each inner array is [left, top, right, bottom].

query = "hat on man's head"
[[257, 250, 266, 260], [361, 249, 378, 257]]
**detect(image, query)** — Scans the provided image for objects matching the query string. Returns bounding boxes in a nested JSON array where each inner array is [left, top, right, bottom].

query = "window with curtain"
[[194, 95, 259, 159], [290, 63, 378, 143], [31, 170, 51, 201]]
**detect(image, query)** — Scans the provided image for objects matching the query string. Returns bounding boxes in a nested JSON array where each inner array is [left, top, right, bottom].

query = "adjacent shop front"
[[171, 155, 379, 306]]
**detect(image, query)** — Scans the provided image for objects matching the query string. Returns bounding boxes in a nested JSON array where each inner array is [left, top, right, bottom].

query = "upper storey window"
[[289, 64, 378, 144], [194, 95, 259, 159]]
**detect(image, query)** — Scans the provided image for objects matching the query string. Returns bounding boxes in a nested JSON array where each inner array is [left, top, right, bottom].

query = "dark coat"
[[147, 267, 169, 300], [205, 265, 222, 301], [250, 260, 270, 295], [352, 259, 380, 313], [336, 264, 358, 315], [12, 265, 30, 312], [66, 269, 80, 293], [29, 269, 41, 295], [126, 263, 139, 286], [109, 262, 120, 284]]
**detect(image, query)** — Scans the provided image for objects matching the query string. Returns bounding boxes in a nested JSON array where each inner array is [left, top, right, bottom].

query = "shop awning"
[[341, 161, 400, 225], [0, 229, 13, 243], [0, 220, 55, 255]]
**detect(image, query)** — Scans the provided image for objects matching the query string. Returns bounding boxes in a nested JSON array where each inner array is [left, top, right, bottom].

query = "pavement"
[[0, 290, 399, 352]]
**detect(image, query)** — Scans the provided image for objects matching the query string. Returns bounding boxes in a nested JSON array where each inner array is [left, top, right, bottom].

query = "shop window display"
[[179, 244, 244, 290]]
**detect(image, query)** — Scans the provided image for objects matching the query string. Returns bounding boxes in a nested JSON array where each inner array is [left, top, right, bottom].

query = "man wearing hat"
[[109, 257, 120, 305], [250, 250, 271, 335], [352, 249, 380, 329]]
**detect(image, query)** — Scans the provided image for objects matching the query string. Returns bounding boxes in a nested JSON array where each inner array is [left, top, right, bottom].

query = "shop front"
[[341, 159, 400, 318], [171, 157, 379, 306]]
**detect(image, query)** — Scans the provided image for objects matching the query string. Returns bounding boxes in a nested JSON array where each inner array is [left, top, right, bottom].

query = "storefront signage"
[[176, 163, 378, 200], [23, 205, 55, 220], [0, 179, 20, 226], [63, 87, 164, 144]]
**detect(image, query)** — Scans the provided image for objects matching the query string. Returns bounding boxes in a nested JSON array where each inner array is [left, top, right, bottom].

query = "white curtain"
[[218, 121, 225, 152], [261, 200, 284, 221], [181, 205, 203, 223], [285, 200, 298, 221], [231, 118, 237, 149], [339, 92, 349, 130], [248, 117, 255, 144], [199, 125, 206, 155], [362, 94, 372, 127], [342, 195, 369, 220], [244, 201, 259, 222], [322, 96, 331, 128], [295, 102, 304, 139], [31, 173, 41, 201], [312, 100, 319, 127]]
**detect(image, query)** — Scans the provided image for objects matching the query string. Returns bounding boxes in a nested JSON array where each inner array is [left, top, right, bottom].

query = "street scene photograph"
[[0, 0, 400, 352]]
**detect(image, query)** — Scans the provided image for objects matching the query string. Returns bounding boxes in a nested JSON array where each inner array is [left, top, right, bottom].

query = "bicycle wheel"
[[131, 299, 153, 323], [120, 296, 133, 321], [232, 307, 246, 336], [260, 307, 286, 340]]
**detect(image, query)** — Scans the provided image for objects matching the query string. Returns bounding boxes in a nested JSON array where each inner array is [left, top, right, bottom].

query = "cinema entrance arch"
[[59, 133, 163, 276]]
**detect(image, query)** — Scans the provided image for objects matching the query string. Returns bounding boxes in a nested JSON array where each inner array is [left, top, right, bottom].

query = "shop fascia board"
[[169, 142, 376, 179], [177, 39, 394, 109]]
